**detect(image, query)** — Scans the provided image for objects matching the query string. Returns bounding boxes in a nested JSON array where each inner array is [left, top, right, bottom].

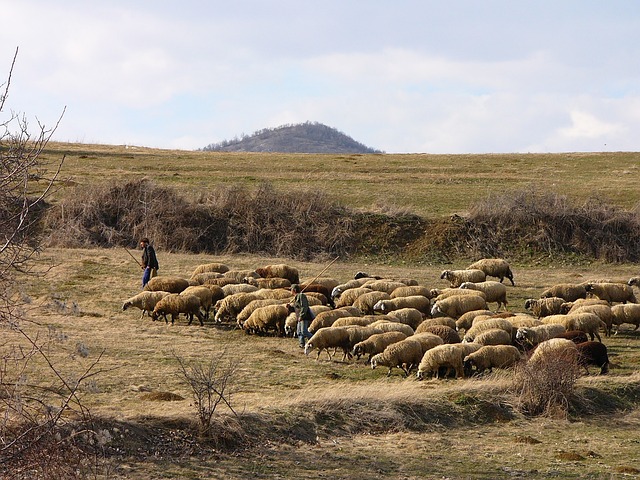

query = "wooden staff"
[[300, 256, 339, 293], [123, 246, 143, 267]]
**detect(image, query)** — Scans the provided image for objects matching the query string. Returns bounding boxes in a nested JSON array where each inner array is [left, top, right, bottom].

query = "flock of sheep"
[[121, 258, 640, 380]]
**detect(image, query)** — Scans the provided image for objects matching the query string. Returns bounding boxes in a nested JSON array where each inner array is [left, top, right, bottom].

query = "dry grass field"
[[4, 143, 640, 478]]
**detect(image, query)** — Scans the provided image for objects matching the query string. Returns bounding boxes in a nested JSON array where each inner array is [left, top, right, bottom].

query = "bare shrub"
[[174, 349, 240, 438], [512, 351, 581, 418]]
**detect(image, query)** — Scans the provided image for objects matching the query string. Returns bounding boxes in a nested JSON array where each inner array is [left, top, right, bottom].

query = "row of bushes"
[[43, 179, 640, 263]]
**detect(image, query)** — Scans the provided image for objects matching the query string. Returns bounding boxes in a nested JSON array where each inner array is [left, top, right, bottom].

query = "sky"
[[1, 1, 639, 153]]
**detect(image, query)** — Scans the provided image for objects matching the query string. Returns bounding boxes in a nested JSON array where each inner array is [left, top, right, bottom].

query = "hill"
[[201, 121, 383, 153]]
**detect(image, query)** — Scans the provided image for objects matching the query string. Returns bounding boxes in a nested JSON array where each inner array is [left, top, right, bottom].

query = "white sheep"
[[472, 328, 513, 346], [181, 285, 215, 320], [515, 324, 567, 348], [466, 258, 515, 286], [222, 283, 259, 296], [362, 280, 408, 294], [463, 345, 522, 375], [585, 282, 637, 304], [191, 262, 230, 277], [431, 288, 486, 302], [568, 304, 614, 337], [308, 307, 362, 333], [368, 320, 415, 337], [242, 304, 290, 336], [413, 324, 461, 344], [284, 305, 331, 337], [524, 297, 565, 318], [223, 269, 261, 282], [190, 272, 224, 284], [143, 276, 191, 294], [459, 281, 508, 311], [415, 317, 457, 332], [528, 338, 578, 366], [370, 338, 425, 377], [387, 308, 425, 330], [390, 285, 433, 299], [440, 269, 486, 288], [304, 327, 352, 361], [416, 343, 482, 379], [455, 309, 495, 331], [410, 332, 445, 354], [331, 278, 372, 300], [431, 294, 487, 319], [152, 293, 204, 325], [610, 304, 640, 330], [352, 331, 408, 362], [122, 291, 171, 319], [332, 316, 379, 328], [214, 292, 261, 323], [352, 291, 392, 315], [243, 277, 292, 289], [540, 283, 587, 302], [463, 318, 514, 342], [373, 296, 431, 316], [237, 298, 288, 328], [334, 287, 375, 308]]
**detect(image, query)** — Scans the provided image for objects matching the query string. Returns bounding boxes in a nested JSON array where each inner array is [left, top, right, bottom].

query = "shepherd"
[[289, 284, 314, 348], [140, 237, 159, 288]]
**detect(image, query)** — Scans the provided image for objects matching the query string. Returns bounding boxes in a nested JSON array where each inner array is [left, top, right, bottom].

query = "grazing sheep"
[[524, 297, 565, 318], [362, 280, 408, 294], [416, 343, 482, 379], [507, 314, 542, 329], [214, 292, 261, 323], [386, 308, 424, 330], [463, 345, 522, 375], [556, 330, 589, 344], [122, 291, 171, 319], [201, 284, 226, 305], [181, 285, 215, 320], [370, 338, 425, 377], [569, 304, 614, 336], [334, 287, 375, 308], [352, 331, 408, 362], [237, 298, 288, 327], [254, 288, 295, 300], [222, 283, 259, 296], [284, 305, 331, 337], [152, 293, 204, 326], [332, 316, 379, 328], [242, 304, 289, 336], [243, 277, 292, 289], [440, 269, 487, 288], [576, 341, 610, 375], [459, 281, 508, 311], [390, 285, 433, 299], [254, 264, 300, 284], [515, 324, 567, 348], [373, 296, 432, 316], [191, 262, 229, 277], [431, 288, 486, 302], [472, 328, 513, 346], [455, 309, 495, 331], [463, 318, 514, 343], [431, 294, 488, 319], [202, 277, 240, 288], [308, 307, 362, 333], [331, 278, 373, 299], [466, 258, 515, 286], [190, 272, 224, 284], [560, 298, 611, 313], [368, 320, 415, 337], [585, 282, 637, 304], [352, 291, 392, 315], [540, 283, 587, 302], [563, 312, 606, 342], [144, 276, 190, 294], [416, 317, 457, 332], [528, 338, 578, 366], [305, 291, 330, 306], [304, 327, 352, 361], [415, 324, 461, 344], [301, 277, 341, 292], [223, 270, 261, 282], [610, 304, 640, 330], [628, 277, 640, 287]]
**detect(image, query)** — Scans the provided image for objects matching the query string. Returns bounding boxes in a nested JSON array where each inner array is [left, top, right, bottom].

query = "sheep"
[[560, 298, 611, 313], [368, 320, 415, 337], [431, 295, 487, 319], [370, 338, 425, 377], [305, 291, 330, 306], [243, 277, 292, 289], [362, 280, 408, 295], [416, 343, 482, 379], [181, 285, 215, 320], [372, 296, 430, 316], [200, 284, 226, 305], [143, 276, 190, 294], [254, 288, 294, 300], [255, 264, 300, 284], [214, 292, 261, 323], [610, 304, 640, 330], [569, 304, 614, 336], [524, 297, 565, 318], [463, 345, 522, 375], [466, 258, 515, 286], [459, 281, 508, 311], [390, 285, 433, 299], [576, 341, 610, 375], [122, 291, 171, 319], [386, 308, 424, 330], [352, 291, 392, 315], [528, 338, 578, 366], [628, 277, 640, 287], [331, 278, 372, 299], [222, 283, 259, 296], [304, 327, 352, 361], [237, 298, 288, 327], [411, 332, 445, 352], [415, 324, 461, 344], [242, 304, 290, 336], [556, 330, 589, 344], [190, 272, 224, 284], [463, 318, 514, 343], [472, 328, 513, 346], [431, 288, 486, 302], [152, 293, 204, 326], [507, 314, 542, 329], [308, 307, 362, 333], [223, 269, 261, 282], [540, 283, 587, 302], [415, 317, 457, 332], [202, 277, 240, 288], [563, 312, 606, 342], [440, 269, 486, 288], [301, 277, 341, 292], [515, 324, 567, 348], [585, 282, 638, 304], [284, 305, 331, 337], [352, 331, 408, 362], [455, 309, 495, 331], [334, 287, 374, 308], [332, 316, 379, 328], [191, 262, 230, 276]]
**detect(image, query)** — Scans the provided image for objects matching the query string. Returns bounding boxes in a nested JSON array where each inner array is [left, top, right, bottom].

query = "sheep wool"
[[459, 281, 508, 311], [414, 324, 461, 344], [540, 283, 587, 302], [440, 269, 486, 288], [191, 262, 230, 277], [585, 282, 638, 304], [144, 276, 190, 294], [466, 258, 515, 286], [370, 338, 424, 377], [352, 331, 408, 362], [416, 343, 482, 379], [387, 308, 425, 330], [431, 294, 488, 319], [308, 307, 362, 333], [152, 293, 204, 325], [463, 345, 522, 375], [122, 291, 171, 319], [304, 327, 352, 361]]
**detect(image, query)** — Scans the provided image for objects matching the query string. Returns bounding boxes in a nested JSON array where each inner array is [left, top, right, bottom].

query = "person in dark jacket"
[[140, 237, 159, 288], [290, 284, 314, 348]]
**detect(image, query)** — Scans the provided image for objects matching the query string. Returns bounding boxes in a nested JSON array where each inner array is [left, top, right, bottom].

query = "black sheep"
[[576, 341, 609, 375]]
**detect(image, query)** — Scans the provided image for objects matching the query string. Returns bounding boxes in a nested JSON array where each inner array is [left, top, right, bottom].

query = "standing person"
[[140, 237, 159, 288], [290, 284, 313, 348]]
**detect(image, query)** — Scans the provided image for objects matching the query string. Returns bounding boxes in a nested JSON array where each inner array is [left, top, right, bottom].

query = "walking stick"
[[300, 256, 339, 293], [123, 246, 143, 267]]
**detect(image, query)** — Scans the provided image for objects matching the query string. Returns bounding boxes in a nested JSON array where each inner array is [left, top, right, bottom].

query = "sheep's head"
[[122, 302, 131, 311], [462, 356, 475, 376], [352, 344, 363, 358], [430, 303, 443, 317], [303, 342, 314, 356], [515, 327, 529, 341], [370, 354, 381, 369], [524, 299, 534, 310], [440, 270, 450, 280], [372, 300, 385, 313], [584, 283, 595, 292], [559, 302, 573, 314], [628, 277, 639, 287], [354, 271, 369, 280], [459, 282, 472, 290], [331, 287, 343, 299]]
